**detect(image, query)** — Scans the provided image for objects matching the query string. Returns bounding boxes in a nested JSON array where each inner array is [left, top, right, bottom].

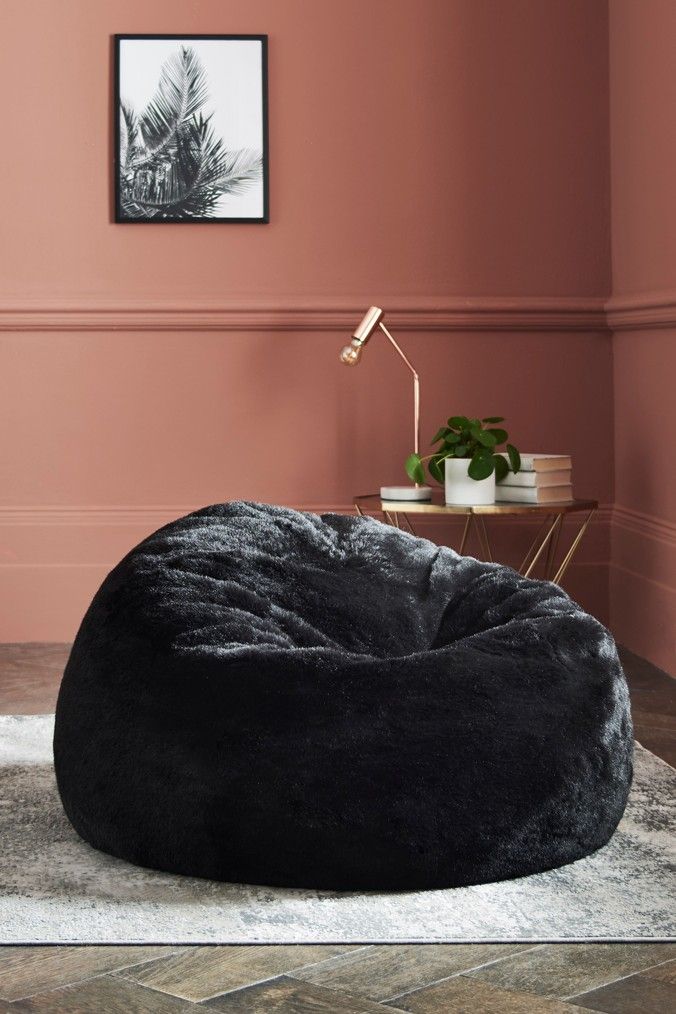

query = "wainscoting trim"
[[0, 297, 607, 332], [0, 503, 612, 641], [0, 503, 614, 527], [611, 504, 676, 547], [4, 293, 676, 332], [609, 504, 675, 673], [606, 290, 676, 331]]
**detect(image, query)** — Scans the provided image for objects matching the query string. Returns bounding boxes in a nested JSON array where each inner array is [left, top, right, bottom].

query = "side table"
[[354, 493, 598, 585]]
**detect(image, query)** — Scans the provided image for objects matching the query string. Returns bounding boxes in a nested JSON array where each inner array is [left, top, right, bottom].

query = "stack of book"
[[496, 453, 573, 503]]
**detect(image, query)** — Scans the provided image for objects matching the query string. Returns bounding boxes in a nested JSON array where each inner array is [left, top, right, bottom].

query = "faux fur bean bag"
[[54, 501, 633, 890]]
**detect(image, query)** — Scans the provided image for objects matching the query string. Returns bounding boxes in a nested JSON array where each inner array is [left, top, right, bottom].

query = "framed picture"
[[114, 34, 268, 223]]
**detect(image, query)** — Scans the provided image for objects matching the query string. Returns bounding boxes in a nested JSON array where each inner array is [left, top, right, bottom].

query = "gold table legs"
[[356, 506, 596, 586]]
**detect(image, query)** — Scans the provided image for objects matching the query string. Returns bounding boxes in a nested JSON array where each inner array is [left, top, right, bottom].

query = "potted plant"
[[405, 416, 521, 505]]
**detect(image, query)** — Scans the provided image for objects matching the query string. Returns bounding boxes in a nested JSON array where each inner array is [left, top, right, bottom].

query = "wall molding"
[[605, 290, 676, 331], [2, 293, 675, 333], [0, 296, 607, 333], [0, 502, 613, 528], [0, 505, 222, 527], [610, 560, 676, 592], [611, 503, 676, 547], [0, 502, 613, 641], [0, 504, 352, 526]]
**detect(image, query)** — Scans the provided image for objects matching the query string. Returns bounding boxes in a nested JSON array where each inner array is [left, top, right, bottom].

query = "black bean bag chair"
[[54, 501, 633, 890]]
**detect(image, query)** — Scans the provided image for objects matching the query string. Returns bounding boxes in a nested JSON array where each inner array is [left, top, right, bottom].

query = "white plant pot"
[[445, 457, 496, 506]]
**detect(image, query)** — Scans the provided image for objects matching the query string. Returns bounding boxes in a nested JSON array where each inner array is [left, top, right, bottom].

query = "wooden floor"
[[0, 644, 673, 1013]]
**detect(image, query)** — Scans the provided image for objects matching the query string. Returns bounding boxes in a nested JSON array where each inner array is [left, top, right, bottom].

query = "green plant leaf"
[[475, 429, 497, 447], [494, 454, 510, 482], [454, 443, 469, 457], [506, 443, 521, 473], [444, 432, 460, 445], [430, 427, 449, 445], [405, 453, 426, 484], [487, 427, 508, 444], [448, 416, 469, 430], [429, 454, 446, 483], [468, 452, 495, 480], [482, 416, 504, 423]]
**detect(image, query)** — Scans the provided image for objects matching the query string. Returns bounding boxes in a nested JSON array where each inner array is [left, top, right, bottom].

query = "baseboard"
[[610, 564, 675, 676], [610, 504, 676, 675]]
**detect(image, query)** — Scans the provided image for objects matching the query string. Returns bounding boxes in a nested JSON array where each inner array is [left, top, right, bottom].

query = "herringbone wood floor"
[[0, 644, 674, 1013]]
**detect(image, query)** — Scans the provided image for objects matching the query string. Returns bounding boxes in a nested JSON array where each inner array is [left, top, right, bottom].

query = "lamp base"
[[380, 485, 433, 502]]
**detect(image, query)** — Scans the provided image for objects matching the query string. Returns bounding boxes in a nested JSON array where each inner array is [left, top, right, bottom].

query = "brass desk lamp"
[[340, 307, 432, 501]]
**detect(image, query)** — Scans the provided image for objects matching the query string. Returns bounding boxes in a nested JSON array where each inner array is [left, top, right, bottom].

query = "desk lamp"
[[340, 307, 432, 501]]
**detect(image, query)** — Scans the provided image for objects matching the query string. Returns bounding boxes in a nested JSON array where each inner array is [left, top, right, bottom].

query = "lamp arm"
[[378, 322, 421, 458]]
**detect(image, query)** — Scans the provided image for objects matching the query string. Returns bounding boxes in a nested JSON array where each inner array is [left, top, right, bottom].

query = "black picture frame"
[[114, 34, 269, 223]]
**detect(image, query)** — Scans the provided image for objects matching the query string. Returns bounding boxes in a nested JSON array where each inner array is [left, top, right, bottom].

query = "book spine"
[[497, 469, 572, 488], [498, 453, 572, 472], [496, 485, 573, 503]]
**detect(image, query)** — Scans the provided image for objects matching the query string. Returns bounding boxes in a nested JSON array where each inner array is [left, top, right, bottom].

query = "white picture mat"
[[118, 38, 265, 219]]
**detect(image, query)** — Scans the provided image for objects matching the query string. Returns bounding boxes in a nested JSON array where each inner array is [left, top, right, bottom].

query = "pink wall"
[[609, 0, 676, 674], [1, 0, 615, 641], [609, 0, 676, 296], [1, 0, 610, 302]]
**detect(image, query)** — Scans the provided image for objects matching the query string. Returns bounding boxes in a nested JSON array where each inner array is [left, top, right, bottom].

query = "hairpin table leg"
[[553, 509, 595, 584], [544, 513, 564, 580], [473, 516, 490, 561], [477, 516, 493, 562], [459, 514, 472, 555], [519, 514, 552, 574], [401, 513, 416, 535], [523, 515, 560, 578]]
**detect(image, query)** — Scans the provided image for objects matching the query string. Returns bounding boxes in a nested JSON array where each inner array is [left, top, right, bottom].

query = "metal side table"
[[354, 492, 598, 584]]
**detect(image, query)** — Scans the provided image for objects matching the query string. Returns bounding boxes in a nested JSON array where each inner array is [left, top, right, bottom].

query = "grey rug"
[[0, 715, 674, 944]]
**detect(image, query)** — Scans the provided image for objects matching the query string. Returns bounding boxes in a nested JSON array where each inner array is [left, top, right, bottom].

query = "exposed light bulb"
[[339, 342, 362, 365]]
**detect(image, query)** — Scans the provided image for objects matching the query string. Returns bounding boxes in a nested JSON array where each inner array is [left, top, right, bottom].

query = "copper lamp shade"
[[352, 305, 384, 343]]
